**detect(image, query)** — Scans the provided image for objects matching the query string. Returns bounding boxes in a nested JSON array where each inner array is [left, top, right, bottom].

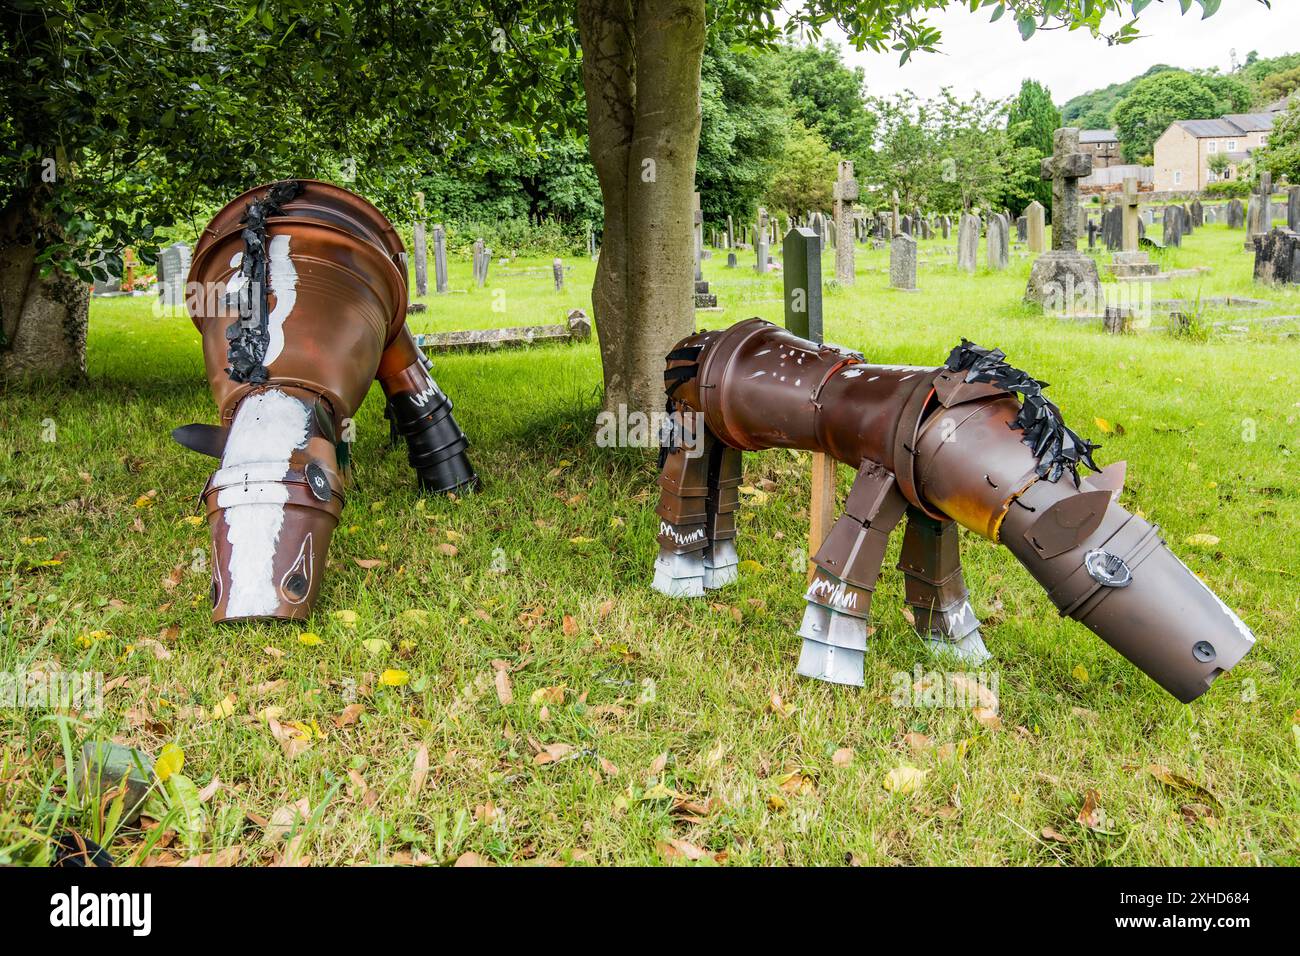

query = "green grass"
[[1, 214, 1298, 866]]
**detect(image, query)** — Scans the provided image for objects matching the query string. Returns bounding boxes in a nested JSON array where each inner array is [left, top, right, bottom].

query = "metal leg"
[[797, 461, 906, 687], [897, 508, 990, 664], [652, 412, 727, 598]]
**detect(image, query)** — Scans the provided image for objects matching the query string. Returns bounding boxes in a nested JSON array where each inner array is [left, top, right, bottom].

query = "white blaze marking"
[[217, 389, 310, 617], [263, 234, 297, 367]]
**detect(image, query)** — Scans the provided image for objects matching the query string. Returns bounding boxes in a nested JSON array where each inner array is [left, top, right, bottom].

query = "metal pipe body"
[[663, 318, 1254, 702]]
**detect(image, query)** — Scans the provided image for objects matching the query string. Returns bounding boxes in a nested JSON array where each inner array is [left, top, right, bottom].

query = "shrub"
[[1205, 179, 1251, 198]]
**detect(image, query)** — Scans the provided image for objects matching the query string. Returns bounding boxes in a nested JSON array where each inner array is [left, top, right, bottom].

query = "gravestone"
[[1109, 175, 1158, 279], [726, 251, 737, 269], [472, 238, 491, 287], [941, 215, 951, 240], [783, 227, 824, 338], [987, 214, 1009, 270], [1289, 187, 1300, 233], [1247, 172, 1273, 250], [553, 258, 566, 292], [433, 225, 449, 293], [920, 218, 932, 240], [957, 213, 980, 273], [891, 190, 901, 236], [900, 215, 912, 236], [1163, 205, 1184, 248], [412, 192, 428, 297], [1025, 127, 1102, 308], [1087, 218, 1098, 249], [1190, 199, 1204, 228], [833, 160, 858, 286], [890, 234, 918, 291], [1181, 203, 1195, 235], [1226, 199, 1245, 229], [756, 207, 770, 274], [156, 241, 192, 308], [1253, 228, 1300, 285], [1025, 201, 1046, 254], [1016, 216, 1028, 243]]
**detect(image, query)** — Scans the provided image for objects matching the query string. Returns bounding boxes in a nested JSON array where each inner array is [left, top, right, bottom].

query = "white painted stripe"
[[219, 389, 310, 617], [263, 234, 297, 368]]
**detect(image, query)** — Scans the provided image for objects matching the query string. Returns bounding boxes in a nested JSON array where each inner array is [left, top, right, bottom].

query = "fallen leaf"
[[334, 704, 364, 728], [902, 732, 933, 753], [767, 691, 795, 719], [1041, 827, 1072, 844], [533, 743, 574, 765], [1184, 533, 1221, 548], [597, 599, 616, 619], [973, 707, 1002, 730], [494, 669, 513, 706], [1077, 788, 1105, 830], [298, 632, 323, 646], [884, 766, 927, 794], [454, 851, 490, 867], [154, 743, 184, 782], [409, 744, 429, 797], [136, 638, 171, 660], [831, 747, 854, 767], [562, 614, 578, 636], [1146, 765, 1221, 810], [436, 543, 459, 557], [353, 558, 385, 570], [379, 669, 409, 687], [1071, 663, 1090, 683]]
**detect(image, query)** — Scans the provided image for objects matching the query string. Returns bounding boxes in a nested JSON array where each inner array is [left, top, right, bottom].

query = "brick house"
[[1152, 113, 1277, 192], [1080, 129, 1122, 168]]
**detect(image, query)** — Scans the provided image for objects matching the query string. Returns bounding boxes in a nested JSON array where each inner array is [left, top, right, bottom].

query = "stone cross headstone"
[[1025, 201, 1046, 254], [832, 160, 858, 286], [433, 224, 449, 293], [1026, 127, 1101, 307], [412, 192, 428, 297], [987, 214, 1009, 270], [1121, 177, 1141, 253], [1109, 176, 1158, 279], [783, 227, 823, 340], [890, 234, 917, 291], [157, 241, 191, 308], [957, 213, 980, 273]]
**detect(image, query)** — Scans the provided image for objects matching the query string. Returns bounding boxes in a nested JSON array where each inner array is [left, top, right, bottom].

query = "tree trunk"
[[578, 0, 704, 422], [0, 197, 89, 382]]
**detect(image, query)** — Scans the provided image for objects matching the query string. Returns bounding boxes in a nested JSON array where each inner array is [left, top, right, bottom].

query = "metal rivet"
[[1193, 641, 1216, 663]]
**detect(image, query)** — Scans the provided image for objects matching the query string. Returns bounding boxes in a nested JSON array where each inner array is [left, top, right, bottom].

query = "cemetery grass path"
[[1, 214, 1298, 866]]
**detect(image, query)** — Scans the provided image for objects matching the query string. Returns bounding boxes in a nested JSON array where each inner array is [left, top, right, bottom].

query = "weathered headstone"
[[412, 191, 428, 297], [756, 207, 770, 274], [433, 224, 449, 293], [157, 241, 192, 308], [987, 214, 1010, 270], [1190, 199, 1204, 228], [1163, 205, 1184, 248], [1181, 203, 1195, 235], [1289, 186, 1300, 233], [1025, 201, 1046, 254], [1025, 128, 1102, 308], [890, 234, 918, 291], [553, 258, 565, 293], [1227, 199, 1245, 229], [832, 160, 858, 286], [783, 227, 824, 339], [957, 213, 980, 273], [726, 251, 737, 269], [941, 215, 951, 240], [1247, 172, 1273, 250], [1253, 227, 1300, 285], [1016, 216, 1028, 243], [472, 239, 491, 287]]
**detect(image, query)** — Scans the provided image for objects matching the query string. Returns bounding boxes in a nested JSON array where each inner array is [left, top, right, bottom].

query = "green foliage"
[[1005, 79, 1060, 214], [1205, 178, 1251, 198], [1061, 65, 1177, 131], [697, 33, 792, 225], [1257, 65, 1300, 105], [762, 122, 840, 214], [776, 41, 875, 164], [1257, 101, 1300, 184], [1112, 71, 1223, 163]]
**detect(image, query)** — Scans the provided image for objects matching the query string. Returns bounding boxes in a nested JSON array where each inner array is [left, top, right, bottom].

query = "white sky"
[[824, 0, 1300, 108]]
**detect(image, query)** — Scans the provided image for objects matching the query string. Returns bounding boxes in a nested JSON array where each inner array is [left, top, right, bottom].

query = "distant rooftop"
[[1174, 114, 1276, 138], [1266, 92, 1297, 113], [1080, 129, 1118, 143]]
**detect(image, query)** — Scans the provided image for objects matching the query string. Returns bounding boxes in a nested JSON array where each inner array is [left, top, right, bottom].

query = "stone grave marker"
[[832, 160, 858, 286], [1025, 127, 1101, 308], [890, 233, 918, 291]]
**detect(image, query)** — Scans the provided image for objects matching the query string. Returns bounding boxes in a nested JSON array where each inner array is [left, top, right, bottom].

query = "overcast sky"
[[823, 0, 1300, 109]]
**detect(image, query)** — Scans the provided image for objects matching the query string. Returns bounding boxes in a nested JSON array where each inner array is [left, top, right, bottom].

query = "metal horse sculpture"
[[652, 318, 1254, 703], [175, 180, 477, 622]]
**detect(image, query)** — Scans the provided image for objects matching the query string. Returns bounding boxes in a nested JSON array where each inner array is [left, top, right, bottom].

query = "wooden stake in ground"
[[781, 224, 836, 580]]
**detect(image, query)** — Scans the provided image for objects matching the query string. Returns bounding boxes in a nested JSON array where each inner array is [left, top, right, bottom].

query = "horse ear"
[[171, 423, 227, 459], [1083, 460, 1126, 502], [1021, 489, 1112, 560]]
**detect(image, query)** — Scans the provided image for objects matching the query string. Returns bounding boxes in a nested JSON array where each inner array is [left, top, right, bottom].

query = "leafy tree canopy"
[[1005, 79, 1060, 214], [1112, 70, 1225, 162]]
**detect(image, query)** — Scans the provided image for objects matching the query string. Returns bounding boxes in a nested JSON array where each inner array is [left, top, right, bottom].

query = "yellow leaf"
[[155, 743, 185, 782], [298, 631, 323, 646], [380, 669, 410, 687], [1072, 663, 1090, 683], [332, 609, 358, 625], [1093, 417, 1113, 434], [1184, 533, 1220, 548], [739, 560, 764, 574], [19, 536, 47, 545], [209, 693, 238, 720], [181, 515, 205, 526], [361, 638, 391, 656], [883, 766, 927, 794], [134, 495, 155, 509], [568, 536, 596, 546]]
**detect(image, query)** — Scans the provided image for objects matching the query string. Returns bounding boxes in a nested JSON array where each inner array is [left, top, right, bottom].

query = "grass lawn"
[[2, 211, 1298, 866]]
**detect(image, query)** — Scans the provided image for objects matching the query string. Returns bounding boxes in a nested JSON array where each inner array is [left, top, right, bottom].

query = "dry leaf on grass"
[[180, 846, 241, 867], [409, 744, 430, 797], [334, 703, 365, 728], [831, 747, 854, 767], [533, 743, 574, 765], [902, 732, 933, 753], [1077, 788, 1107, 830], [883, 766, 928, 794], [1146, 765, 1221, 810], [493, 669, 513, 706]]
